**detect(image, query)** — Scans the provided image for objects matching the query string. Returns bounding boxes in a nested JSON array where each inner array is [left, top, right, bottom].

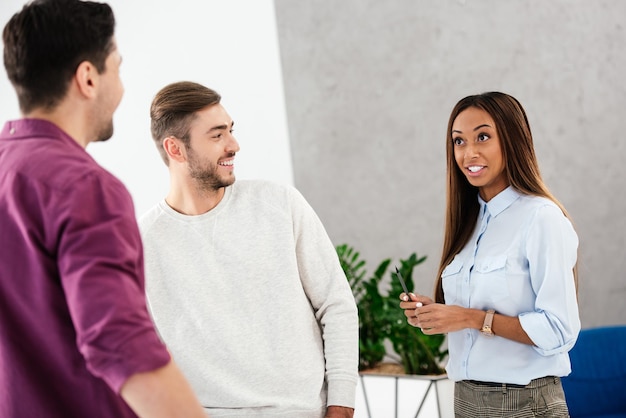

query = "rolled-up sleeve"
[[520, 205, 580, 355], [56, 173, 170, 392]]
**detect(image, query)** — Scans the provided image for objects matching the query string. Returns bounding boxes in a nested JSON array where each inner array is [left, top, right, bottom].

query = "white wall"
[[0, 0, 293, 216]]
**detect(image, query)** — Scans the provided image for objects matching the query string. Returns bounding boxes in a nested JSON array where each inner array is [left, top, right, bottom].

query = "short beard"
[[187, 149, 235, 193]]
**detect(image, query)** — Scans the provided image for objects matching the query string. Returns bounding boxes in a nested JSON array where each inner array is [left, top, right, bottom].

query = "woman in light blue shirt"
[[400, 92, 580, 417]]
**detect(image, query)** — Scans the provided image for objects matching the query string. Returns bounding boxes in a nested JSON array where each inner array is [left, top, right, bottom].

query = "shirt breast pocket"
[[474, 255, 509, 302], [442, 258, 463, 304]]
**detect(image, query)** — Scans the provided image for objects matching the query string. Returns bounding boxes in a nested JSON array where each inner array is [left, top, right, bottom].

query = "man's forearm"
[[120, 359, 207, 417]]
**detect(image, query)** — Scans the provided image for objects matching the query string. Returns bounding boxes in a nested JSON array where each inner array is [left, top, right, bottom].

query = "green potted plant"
[[337, 243, 447, 374], [337, 244, 452, 417]]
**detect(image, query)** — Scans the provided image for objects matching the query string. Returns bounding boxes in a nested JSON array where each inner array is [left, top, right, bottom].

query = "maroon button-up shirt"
[[0, 119, 170, 417]]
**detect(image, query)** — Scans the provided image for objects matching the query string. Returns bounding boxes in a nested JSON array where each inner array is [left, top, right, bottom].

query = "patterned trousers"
[[454, 376, 570, 418]]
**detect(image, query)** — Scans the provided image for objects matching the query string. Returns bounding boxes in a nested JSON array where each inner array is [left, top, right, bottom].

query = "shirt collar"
[[1, 118, 82, 151], [478, 186, 522, 218]]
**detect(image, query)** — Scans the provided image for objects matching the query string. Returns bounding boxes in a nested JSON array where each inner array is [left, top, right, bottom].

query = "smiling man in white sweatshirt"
[[139, 81, 359, 418]]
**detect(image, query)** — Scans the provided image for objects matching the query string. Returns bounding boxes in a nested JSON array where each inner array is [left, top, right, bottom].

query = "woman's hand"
[[399, 292, 432, 327], [400, 294, 483, 335]]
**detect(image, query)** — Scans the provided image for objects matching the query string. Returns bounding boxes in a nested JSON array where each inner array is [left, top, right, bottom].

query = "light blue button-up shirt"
[[443, 186, 580, 385]]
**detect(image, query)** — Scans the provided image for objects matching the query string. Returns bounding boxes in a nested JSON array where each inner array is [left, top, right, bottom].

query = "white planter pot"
[[354, 373, 454, 418]]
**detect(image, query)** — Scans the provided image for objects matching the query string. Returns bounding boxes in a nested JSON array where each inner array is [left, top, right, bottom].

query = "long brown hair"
[[434, 92, 576, 303]]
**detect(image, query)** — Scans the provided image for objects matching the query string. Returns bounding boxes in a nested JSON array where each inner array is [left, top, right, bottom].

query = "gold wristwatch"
[[480, 309, 496, 336]]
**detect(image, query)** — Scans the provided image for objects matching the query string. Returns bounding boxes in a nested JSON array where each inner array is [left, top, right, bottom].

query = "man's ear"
[[74, 60, 98, 99], [163, 136, 186, 163]]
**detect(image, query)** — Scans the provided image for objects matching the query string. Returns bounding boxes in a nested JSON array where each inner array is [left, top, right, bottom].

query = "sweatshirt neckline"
[[158, 184, 233, 222]]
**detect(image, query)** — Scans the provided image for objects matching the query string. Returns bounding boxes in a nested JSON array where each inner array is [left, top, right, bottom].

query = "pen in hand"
[[395, 267, 422, 307]]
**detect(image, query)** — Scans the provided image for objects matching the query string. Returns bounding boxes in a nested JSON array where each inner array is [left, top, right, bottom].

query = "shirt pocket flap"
[[475, 254, 507, 273], [442, 258, 464, 277]]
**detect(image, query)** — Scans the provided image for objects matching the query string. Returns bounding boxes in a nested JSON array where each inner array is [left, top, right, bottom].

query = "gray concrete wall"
[[274, 0, 626, 328]]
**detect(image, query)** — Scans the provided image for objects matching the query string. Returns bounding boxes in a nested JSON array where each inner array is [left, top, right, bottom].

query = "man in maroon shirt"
[[0, 1, 206, 417]]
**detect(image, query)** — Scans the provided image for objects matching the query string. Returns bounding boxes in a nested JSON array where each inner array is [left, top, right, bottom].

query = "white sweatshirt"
[[139, 180, 358, 417]]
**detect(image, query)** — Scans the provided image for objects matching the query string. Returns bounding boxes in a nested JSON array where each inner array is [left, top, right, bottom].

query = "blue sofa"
[[561, 325, 626, 417]]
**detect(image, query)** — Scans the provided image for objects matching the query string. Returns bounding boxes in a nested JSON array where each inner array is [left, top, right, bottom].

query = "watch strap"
[[481, 309, 496, 336]]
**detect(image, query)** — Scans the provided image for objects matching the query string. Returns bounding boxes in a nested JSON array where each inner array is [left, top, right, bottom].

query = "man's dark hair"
[[3, 0, 116, 113]]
